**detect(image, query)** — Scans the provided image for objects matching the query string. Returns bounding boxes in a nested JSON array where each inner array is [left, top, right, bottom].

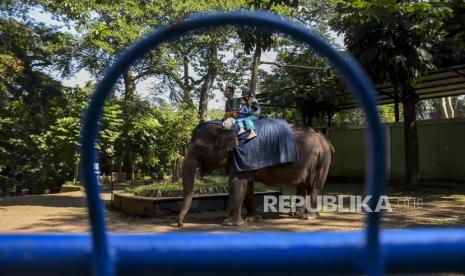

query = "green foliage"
[[128, 175, 230, 197], [378, 104, 398, 123], [106, 98, 199, 181], [0, 14, 199, 194], [259, 46, 344, 125], [99, 101, 124, 158], [0, 16, 81, 194], [0, 17, 76, 77], [237, 0, 296, 54], [128, 175, 268, 197], [253, 1, 346, 125], [332, 108, 366, 127], [151, 105, 199, 170], [33, 0, 182, 102], [332, 0, 445, 90], [207, 109, 225, 120], [40, 117, 81, 174], [0, 86, 87, 194], [332, 104, 399, 127], [430, 1, 465, 67], [139, 102, 198, 179], [33, 0, 248, 107], [3, 0, 462, 195]]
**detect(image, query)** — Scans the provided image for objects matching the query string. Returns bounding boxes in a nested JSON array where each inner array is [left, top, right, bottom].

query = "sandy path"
[[0, 191, 363, 232], [1, 184, 464, 233]]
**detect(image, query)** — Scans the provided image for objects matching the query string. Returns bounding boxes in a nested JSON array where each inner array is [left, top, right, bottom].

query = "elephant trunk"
[[177, 150, 198, 227]]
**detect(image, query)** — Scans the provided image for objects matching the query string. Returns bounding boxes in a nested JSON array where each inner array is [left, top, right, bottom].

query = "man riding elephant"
[[223, 86, 240, 119]]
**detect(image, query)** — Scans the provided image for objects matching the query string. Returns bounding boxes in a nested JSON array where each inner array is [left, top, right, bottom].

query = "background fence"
[[328, 118, 465, 181]]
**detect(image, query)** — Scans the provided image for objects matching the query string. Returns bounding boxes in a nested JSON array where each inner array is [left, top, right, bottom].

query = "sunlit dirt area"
[[1, 182, 464, 233]]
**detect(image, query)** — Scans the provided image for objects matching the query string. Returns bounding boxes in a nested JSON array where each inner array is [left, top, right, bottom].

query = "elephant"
[[177, 121, 334, 227]]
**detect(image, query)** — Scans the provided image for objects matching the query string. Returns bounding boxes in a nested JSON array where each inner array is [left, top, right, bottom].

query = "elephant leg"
[[294, 184, 308, 219], [310, 187, 321, 219], [244, 180, 263, 223], [300, 154, 321, 220], [301, 185, 320, 220], [305, 154, 331, 220], [223, 175, 247, 226]]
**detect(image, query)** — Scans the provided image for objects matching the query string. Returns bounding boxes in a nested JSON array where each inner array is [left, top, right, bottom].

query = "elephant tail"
[[320, 133, 335, 155], [314, 128, 334, 156], [328, 140, 335, 155], [309, 137, 333, 191]]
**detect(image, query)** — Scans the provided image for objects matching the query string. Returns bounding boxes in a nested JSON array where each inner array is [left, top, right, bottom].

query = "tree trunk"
[[131, 163, 135, 181], [446, 97, 454, 118], [73, 159, 79, 184], [171, 155, 184, 183], [198, 44, 218, 121], [182, 55, 193, 108], [125, 151, 135, 181], [402, 89, 419, 188], [327, 110, 332, 127], [249, 36, 262, 96], [394, 86, 400, 122], [123, 70, 136, 100], [122, 70, 136, 180], [441, 97, 450, 118]]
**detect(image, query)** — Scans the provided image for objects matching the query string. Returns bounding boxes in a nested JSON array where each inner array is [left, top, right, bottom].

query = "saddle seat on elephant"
[[205, 118, 299, 172]]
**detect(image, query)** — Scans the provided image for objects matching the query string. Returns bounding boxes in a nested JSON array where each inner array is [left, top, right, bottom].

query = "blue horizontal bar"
[[1, 229, 464, 275]]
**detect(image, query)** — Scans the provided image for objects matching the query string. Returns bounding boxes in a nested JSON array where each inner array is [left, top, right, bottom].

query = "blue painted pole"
[[79, 11, 386, 275], [1, 230, 465, 275]]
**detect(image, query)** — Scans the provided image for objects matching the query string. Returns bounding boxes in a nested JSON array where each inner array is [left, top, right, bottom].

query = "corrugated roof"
[[339, 64, 465, 109]]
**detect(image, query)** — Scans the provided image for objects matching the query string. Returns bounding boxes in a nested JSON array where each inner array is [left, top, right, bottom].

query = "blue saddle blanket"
[[231, 118, 298, 172]]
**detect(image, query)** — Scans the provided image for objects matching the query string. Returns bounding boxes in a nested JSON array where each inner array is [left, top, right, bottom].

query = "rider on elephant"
[[223, 86, 240, 119], [236, 89, 260, 139]]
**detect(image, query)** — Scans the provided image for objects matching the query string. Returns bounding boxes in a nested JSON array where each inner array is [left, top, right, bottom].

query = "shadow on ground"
[[1, 181, 464, 232]]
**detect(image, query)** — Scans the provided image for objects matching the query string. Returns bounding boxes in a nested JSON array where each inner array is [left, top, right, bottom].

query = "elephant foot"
[[291, 208, 305, 218], [245, 214, 263, 223], [300, 212, 320, 220], [177, 216, 184, 228], [223, 216, 245, 226]]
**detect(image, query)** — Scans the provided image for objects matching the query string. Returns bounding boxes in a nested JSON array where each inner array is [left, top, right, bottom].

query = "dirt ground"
[[1, 182, 465, 233]]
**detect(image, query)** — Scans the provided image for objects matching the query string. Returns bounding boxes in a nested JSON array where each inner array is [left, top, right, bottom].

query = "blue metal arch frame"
[[80, 11, 385, 276]]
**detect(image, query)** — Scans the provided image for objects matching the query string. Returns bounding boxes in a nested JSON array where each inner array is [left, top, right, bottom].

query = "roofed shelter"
[[260, 63, 464, 119], [337, 64, 465, 121]]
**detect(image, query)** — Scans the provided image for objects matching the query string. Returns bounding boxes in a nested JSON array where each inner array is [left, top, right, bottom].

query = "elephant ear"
[[215, 128, 238, 151]]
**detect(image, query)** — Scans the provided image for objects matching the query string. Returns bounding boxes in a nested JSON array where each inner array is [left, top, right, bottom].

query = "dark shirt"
[[225, 97, 240, 112]]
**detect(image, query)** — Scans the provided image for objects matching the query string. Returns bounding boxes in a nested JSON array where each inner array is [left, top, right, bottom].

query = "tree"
[[0, 2, 206, 194], [0, 16, 78, 194], [151, 1, 248, 121], [332, 0, 446, 188], [431, 0, 465, 68], [260, 45, 342, 126], [237, 0, 298, 95], [244, 0, 341, 125], [256, 0, 345, 127], [150, 104, 199, 179]]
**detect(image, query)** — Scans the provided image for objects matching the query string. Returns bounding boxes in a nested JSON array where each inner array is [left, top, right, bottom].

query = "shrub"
[[127, 175, 268, 198]]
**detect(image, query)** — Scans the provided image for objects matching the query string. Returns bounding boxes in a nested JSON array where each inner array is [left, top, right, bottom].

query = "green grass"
[[60, 181, 82, 192], [126, 175, 229, 197], [125, 175, 269, 198]]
